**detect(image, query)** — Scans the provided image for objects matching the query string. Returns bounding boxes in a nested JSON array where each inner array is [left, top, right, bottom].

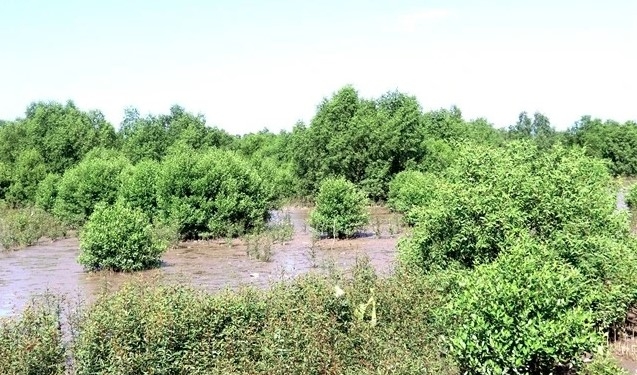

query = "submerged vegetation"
[[1, 86, 637, 373]]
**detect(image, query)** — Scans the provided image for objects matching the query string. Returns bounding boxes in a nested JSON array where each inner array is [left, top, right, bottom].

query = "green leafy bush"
[[446, 242, 602, 374], [53, 150, 130, 226], [309, 177, 369, 238], [118, 159, 160, 218], [78, 202, 166, 272], [0, 161, 11, 200], [156, 148, 270, 239], [0, 296, 65, 375], [255, 158, 300, 204], [72, 259, 455, 374], [387, 170, 443, 225], [35, 173, 61, 212], [4, 148, 48, 206], [399, 142, 622, 272], [74, 283, 267, 374]]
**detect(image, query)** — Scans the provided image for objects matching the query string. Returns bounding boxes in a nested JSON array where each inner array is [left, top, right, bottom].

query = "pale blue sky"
[[1, 0, 635, 133]]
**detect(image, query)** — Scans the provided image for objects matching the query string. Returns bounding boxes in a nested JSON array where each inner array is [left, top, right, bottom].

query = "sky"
[[1, 0, 635, 134]]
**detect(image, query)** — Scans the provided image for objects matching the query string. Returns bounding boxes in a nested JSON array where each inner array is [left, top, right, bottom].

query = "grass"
[[0, 204, 69, 251]]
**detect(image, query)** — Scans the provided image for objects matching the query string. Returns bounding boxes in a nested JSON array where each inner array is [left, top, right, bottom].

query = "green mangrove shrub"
[[78, 202, 166, 272], [446, 242, 602, 374], [387, 170, 445, 225], [35, 173, 61, 212], [0, 297, 65, 375], [117, 159, 160, 218], [399, 142, 623, 272], [53, 149, 130, 226], [309, 177, 369, 238], [156, 148, 270, 239]]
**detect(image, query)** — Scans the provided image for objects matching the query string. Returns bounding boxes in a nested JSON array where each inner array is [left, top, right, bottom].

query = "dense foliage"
[[53, 149, 130, 226], [120, 105, 235, 163], [78, 202, 166, 272], [398, 142, 624, 272], [1, 85, 636, 373], [447, 242, 602, 374], [567, 116, 637, 176], [395, 140, 637, 373], [157, 148, 270, 239], [0, 297, 65, 374], [387, 170, 444, 225], [309, 177, 369, 238], [117, 159, 160, 218]]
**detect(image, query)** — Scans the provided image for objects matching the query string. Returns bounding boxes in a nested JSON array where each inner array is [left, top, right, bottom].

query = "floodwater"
[[0, 207, 403, 317]]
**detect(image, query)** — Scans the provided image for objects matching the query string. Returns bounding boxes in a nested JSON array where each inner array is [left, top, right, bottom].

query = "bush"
[[0, 296, 65, 374], [387, 170, 443, 225], [118, 159, 160, 218], [53, 150, 130, 226], [4, 148, 48, 206], [73, 283, 267, 374], [72, 258, 455, 374], [78, 202, 166, 272], [446, 242, 603, 374], [399, 142, 622, 272], [0, 161, 10, 200], [0, 205, 68, 250], [255, 158, 300, 204], [156, 148, 271, 239], [309, 177, 369, 238], [35, 173, 61, 212]]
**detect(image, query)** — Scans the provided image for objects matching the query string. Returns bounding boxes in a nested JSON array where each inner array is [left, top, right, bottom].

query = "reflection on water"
[[0, 207, 403, 316]]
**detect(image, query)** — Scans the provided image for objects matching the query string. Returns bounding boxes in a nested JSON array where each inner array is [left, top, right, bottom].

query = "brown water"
[[0, 207, 403, 316]]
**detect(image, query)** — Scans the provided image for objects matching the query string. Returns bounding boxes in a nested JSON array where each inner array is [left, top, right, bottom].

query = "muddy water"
[[0, 207, 403, 316]]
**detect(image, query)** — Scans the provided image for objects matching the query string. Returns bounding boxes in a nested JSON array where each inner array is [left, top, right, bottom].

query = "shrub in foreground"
[[0, 297, 65, 375], [309, 177, 369, 238], [72, 259, 455, 374], [446, 242, 603, 374], [78, 202, 166, 272]]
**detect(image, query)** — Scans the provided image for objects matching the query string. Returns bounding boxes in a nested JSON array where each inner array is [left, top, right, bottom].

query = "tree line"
[[1, 85, 635, 211]]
